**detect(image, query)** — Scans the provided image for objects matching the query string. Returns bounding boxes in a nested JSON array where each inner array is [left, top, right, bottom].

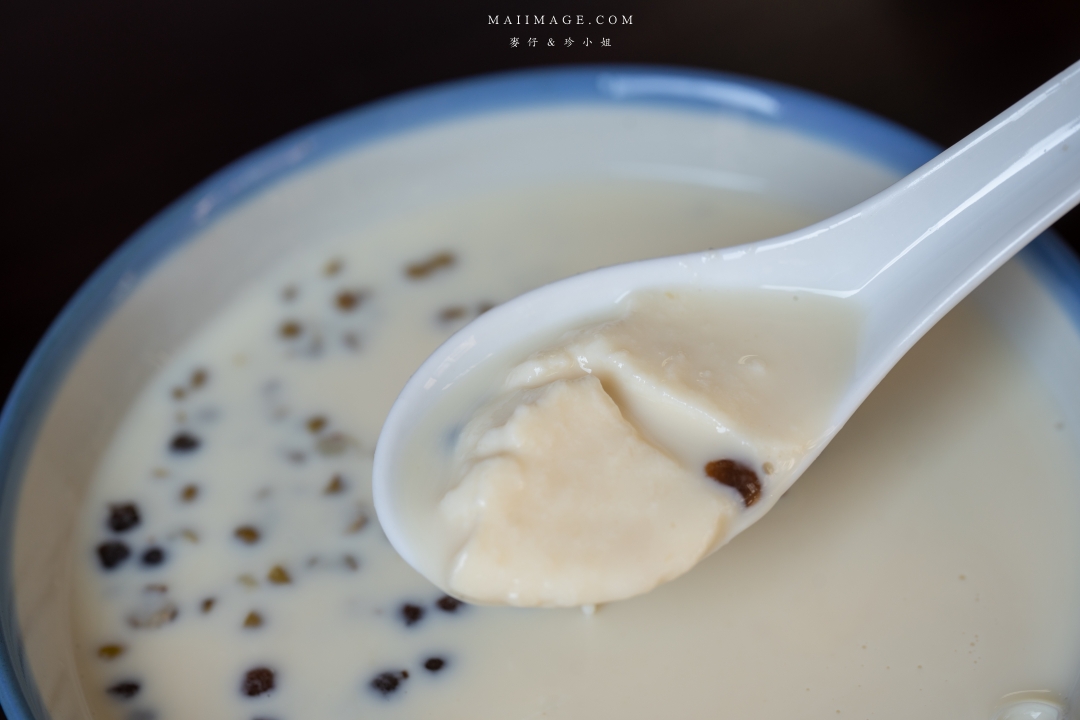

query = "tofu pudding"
[[432, 288, 859, 607], [68, 178, 1080, 720]]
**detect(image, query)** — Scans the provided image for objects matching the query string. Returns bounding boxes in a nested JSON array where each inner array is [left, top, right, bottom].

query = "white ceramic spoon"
[[374, 60, 1080, 584]]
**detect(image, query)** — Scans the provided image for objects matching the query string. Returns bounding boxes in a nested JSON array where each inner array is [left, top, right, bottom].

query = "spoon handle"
[[771, 59, 1080, 392]]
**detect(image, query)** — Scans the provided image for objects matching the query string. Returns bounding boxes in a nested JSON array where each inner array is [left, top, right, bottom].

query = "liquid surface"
[[435, 288, 859, 606], [73, 179, 1080, 720]]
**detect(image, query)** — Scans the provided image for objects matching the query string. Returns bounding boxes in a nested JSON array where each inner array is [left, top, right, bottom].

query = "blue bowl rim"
[[1, 63, 1078, 720]]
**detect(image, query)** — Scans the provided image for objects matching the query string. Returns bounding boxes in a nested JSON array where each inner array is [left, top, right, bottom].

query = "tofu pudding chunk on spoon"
[[374, 60, 1080, 608]]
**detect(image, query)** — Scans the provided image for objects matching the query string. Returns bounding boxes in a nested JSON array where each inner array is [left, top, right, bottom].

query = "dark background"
[[3, 0, 1080, 408]]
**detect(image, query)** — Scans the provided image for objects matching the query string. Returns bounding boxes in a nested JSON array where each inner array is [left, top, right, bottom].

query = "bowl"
[[2, 66, 1079, 720]]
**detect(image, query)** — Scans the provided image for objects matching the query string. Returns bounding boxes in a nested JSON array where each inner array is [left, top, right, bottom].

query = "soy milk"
[[72, 179, 1080, 720]]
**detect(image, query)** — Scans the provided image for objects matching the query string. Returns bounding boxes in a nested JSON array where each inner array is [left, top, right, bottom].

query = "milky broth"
[[73, 179, 1080, 720]]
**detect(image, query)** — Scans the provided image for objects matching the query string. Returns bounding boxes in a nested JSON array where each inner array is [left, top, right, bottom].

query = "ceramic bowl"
[[1, 66, 1078, 720]]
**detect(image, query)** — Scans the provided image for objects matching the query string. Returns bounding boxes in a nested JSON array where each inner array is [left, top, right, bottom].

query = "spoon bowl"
[[374, 59, 1080, 591]]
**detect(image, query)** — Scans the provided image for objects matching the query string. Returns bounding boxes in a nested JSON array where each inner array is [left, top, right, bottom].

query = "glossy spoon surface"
[[374, 60, 1080, 592]]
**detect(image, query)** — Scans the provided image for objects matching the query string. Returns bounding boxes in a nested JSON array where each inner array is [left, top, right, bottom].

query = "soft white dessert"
[[71, 180, 1080, 720], [440, 288, 858, 606]]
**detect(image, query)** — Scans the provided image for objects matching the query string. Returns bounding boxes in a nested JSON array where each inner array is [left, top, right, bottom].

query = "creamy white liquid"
[[433, 288, 859, 607], [72, 179, 1080, 720]]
